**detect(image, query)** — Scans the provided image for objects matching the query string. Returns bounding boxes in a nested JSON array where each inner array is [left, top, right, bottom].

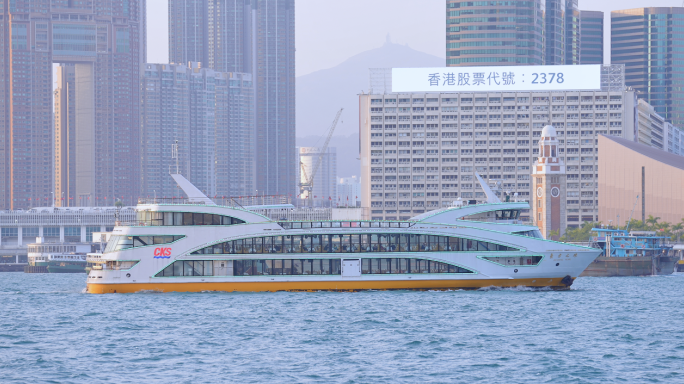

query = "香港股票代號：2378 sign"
[[391, 65, 601, 93]]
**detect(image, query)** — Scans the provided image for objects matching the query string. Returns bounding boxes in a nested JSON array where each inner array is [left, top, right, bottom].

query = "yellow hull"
[[87, 277, 574, 294]]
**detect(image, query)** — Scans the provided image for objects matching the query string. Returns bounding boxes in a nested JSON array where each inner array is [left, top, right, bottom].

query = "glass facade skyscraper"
[[446, 0, 545, 66], [612, 8, 684, 128], [446, 0, 588, 67], [579, 11, 604, 65]]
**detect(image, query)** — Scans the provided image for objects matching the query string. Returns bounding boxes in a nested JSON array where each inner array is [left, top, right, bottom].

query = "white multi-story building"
[[360, 66, 647, 228], [337, 176, 362, 207], [296, 147, 337, 207], [666, 124, 684, 156], [637, 99, 684, 156]]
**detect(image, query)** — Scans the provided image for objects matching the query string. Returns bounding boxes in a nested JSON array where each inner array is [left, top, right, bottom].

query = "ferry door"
[[341, 259, 361, 277]]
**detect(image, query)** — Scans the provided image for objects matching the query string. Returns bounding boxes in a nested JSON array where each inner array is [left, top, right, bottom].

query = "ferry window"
[[213, 243, 223, 254], [361, 222, 370, 228], [362, 259, 371, 273], [192, 234, 517, 255], [331, 222, 341, 228], [482, 256, 543, 266], [292, 259, 303, 274]]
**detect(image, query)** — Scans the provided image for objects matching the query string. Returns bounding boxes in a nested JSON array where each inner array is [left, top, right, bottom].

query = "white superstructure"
[[86, 175, 600, 293]]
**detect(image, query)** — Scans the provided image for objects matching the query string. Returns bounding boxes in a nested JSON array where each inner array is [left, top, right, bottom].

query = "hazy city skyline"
[[147, 0, 682, 76]]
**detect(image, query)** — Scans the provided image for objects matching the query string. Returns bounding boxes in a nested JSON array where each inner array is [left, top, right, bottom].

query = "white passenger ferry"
[[86, 174, 600, 293]]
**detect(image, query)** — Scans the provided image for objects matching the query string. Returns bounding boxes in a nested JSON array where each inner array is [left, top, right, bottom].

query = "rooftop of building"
[[600, 135, 684, 172]]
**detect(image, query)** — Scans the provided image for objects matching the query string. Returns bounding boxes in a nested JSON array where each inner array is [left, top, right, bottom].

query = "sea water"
[[1, 273, 683, 383]]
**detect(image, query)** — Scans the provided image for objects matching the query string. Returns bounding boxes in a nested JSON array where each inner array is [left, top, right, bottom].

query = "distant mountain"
[[296, 39, 444, 178]]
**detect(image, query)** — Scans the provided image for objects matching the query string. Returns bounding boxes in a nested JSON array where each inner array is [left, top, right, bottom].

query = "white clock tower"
[[532, 125, 567, 240]]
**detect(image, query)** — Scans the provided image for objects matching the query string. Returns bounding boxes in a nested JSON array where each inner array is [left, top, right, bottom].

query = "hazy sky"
[[147, 0, 682, 76]]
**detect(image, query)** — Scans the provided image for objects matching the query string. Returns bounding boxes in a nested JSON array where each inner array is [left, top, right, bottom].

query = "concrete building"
[[579, 11, 604, 65], [0, 1, 146, 210], [140, 63, 254, 199], [360, 65, 647, 228], [598, 135, 684, 226], [168, 0, 295, 197], [254, 0, 296, 197], [54, 65, 76, 207], [666, 124, 684, 156], [636, 99, 684, 157], [532, 125, 567, 240], [612, 8, 684, 128], [297, 147, 337, 207], [169, 0, 253, 74], [338, 176, 362, 207]]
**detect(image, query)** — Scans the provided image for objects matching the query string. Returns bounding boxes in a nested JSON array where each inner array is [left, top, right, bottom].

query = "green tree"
[[671, 222, 683, 242], [559, 221, 600, 242], [646, 215, 661, 230], [622, 219, 646, 231], [548, 229, 560, 240]]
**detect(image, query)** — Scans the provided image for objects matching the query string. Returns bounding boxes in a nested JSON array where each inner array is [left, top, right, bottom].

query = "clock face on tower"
[[551, 187, 560, 197], [536, 187, 543, 197]]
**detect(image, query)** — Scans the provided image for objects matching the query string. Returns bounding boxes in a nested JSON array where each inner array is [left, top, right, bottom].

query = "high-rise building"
[[579, 11, 604, 65], [446, 0, 545, 66], [169, 0, 253, 73], [168, 0, 208, 66], [1, 1, 146, 209], [296, 147, 337, 207], [612, 8, 684, 128], [140, 63, 254, 199], [564, 1, 581, 65], [546, 0, 580, 65], [446, 0, 597, 67], [168, 0, 295, 197], [254, 0, 296, 197], [338, 176, 362, 207], [54, 65, 76, 207]]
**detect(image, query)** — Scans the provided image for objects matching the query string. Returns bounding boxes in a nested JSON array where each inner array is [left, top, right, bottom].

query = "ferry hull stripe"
[[87, 277, 575, 294]]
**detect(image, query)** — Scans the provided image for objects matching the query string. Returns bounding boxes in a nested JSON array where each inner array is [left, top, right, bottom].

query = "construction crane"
[[299, 108, 343, 206]]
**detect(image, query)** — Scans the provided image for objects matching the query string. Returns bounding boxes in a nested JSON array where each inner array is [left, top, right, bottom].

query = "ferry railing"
[[137, 195, 291, 207]]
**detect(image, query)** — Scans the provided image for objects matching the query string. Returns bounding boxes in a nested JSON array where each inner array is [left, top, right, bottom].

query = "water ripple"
[[0, 273, 683, 383]]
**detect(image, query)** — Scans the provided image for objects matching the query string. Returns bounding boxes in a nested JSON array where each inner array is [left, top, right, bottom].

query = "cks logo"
[[153, 247, 172, 258]]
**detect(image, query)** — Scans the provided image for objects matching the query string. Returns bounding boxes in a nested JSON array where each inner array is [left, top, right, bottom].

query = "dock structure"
[[580, 228, 679, 276], [0, 207, 136, 267]]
